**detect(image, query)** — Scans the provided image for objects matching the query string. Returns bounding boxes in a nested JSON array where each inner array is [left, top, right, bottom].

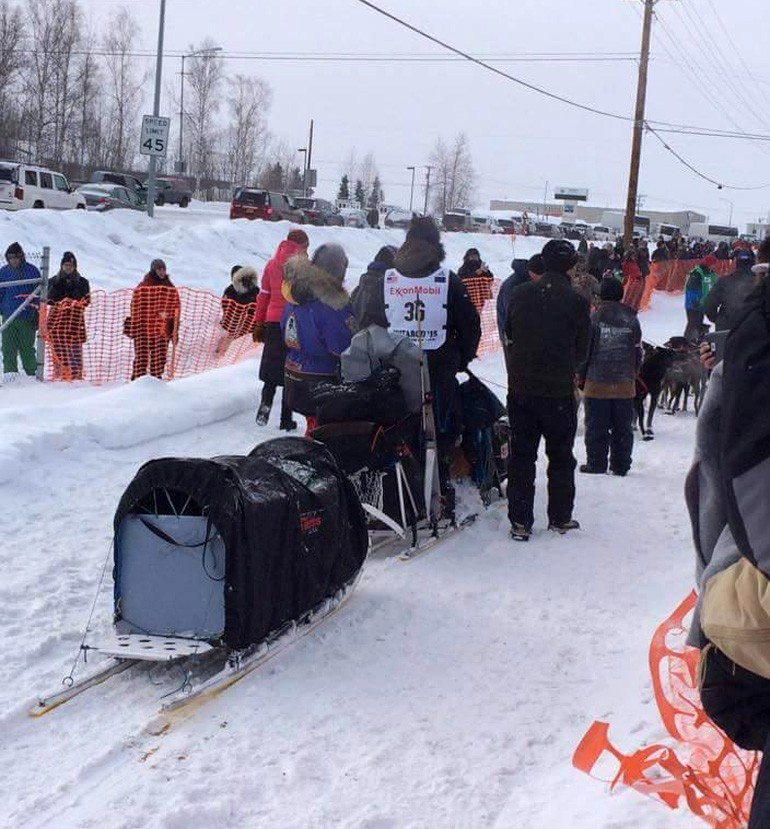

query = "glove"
[[252, 323, 265, 344]]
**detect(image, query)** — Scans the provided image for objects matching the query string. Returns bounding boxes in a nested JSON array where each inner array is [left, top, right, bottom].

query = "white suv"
[[0, 161, 86, 211]]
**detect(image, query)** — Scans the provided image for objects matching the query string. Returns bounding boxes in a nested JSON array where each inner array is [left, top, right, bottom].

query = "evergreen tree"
[[367, 175, 383, 209], [287, 165, 303, 192], [337, 174, 350, 200], [260, 162, 283, 191], [354, 178, 366, 208]]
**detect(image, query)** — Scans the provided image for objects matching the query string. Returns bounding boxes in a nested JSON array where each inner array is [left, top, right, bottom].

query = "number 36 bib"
[[383, 268, 449, 350]]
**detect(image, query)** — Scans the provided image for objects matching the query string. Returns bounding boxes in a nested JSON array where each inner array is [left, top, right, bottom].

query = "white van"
[[0, 161, 86, 211], [592, 225, 616, 242], [471, 215, 504, 234]]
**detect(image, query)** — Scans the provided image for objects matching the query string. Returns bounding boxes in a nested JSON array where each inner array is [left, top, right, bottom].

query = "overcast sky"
[[86, 0, 770, 226]]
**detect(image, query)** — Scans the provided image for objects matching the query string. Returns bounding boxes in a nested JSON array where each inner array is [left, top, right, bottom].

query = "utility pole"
[[624, 0, 655, 247], [423, 165, 432, 215], [146, 0, 166, 218]]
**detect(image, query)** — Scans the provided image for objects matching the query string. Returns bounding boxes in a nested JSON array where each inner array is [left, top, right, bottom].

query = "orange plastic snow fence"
[[639, 259, 734, 312], [573, 592, 758, 828], [39, 281, 506, 383], [42, 260, 730, 385], [40, 286, 261, 383]]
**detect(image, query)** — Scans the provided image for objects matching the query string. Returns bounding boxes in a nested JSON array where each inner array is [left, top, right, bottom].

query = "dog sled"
[[311, 325, 510, 552], [33, 438, 369, 717]]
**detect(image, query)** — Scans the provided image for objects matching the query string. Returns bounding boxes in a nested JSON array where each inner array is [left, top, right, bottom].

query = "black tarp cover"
[[114, 437, 368, 651]]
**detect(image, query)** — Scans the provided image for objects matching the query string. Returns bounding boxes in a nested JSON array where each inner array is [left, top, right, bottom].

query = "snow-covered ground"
[[0, 207, 700, 828]]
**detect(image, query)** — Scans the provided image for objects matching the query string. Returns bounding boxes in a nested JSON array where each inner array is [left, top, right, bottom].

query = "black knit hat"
[[373, 245, 397, 268], [405, 216, 441, 248], [541, 239, 579, 274], [61, 250, 77, 267], [600, 277, 623, 302], [527, 253, 545, 275]]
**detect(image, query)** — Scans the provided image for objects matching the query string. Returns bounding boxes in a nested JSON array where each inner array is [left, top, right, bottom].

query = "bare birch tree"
[[184, 39, 224, 182], [429, 132, 476, 214], [0, 0, 25, 156], [224, 74, 271, 185], [102, 6, 145, 170]]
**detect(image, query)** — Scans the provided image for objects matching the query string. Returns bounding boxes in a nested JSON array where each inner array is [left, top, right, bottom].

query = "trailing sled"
[[32, 437, 368, 716]]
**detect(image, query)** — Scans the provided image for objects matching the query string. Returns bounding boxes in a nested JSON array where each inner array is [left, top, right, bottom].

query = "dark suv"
[[152, 178, 192, 208], [91, 171, 147, 205], [293, 197, 343, 226], [230, 188, 305, 222]]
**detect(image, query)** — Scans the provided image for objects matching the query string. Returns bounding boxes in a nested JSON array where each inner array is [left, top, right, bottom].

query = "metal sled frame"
[[358, 457, 421, 546]]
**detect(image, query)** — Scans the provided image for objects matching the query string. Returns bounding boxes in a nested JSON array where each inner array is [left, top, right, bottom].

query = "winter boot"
[[441, 483, 456, 525], [548, 519, 581, 535], [510, 524, 531, 542], [579, 464, 605, 474], [256, 403, 271, 426]]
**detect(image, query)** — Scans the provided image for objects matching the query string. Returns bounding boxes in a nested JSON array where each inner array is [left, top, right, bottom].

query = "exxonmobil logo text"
[[387, 285, 442, 298]]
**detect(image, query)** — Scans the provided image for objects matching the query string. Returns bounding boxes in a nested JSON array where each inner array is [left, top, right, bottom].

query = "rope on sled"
[[62, 539, 115, 686]]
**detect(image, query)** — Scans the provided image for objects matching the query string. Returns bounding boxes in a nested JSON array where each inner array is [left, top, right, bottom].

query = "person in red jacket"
[[127, 258, 180, 380], [621, 250, 644, 312], [252, 228, 309, 429]]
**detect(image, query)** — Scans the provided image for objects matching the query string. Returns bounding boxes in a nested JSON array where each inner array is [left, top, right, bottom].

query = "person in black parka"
[[47, 250, 90, 380], [505, 239, 591, 540]]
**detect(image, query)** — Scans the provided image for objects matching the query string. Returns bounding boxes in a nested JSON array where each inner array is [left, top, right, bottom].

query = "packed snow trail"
[[1, 350, 702, 829]]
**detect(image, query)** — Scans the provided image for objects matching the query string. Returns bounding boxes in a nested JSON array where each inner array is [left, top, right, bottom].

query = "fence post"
[[35, 246, 50, 382]]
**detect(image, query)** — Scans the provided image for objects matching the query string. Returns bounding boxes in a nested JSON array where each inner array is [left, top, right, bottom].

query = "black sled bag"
[[113, 437, 368, 651]]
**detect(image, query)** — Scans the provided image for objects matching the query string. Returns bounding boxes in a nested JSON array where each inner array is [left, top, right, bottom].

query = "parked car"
[[339, 207, 368, 228], [442, 210, 473, 232], [152, 178, 192, 208], [535, 222, 559, 238], [90, 171, 147, 205], [592, 225, 616, 242], [76, 183, 145, 212], [471, 215, 505, 234], [293, 197, 343, 226], [496, 218, 516, 234], [229, 188, 305, 222], [0, 161, 86, 211], [384, 209, 414, 229]]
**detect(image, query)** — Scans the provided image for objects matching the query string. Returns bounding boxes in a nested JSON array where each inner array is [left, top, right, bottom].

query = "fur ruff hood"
[[282, 255, 350, 310], [393, 238, 446, 278], [231, 265, 258, 294]]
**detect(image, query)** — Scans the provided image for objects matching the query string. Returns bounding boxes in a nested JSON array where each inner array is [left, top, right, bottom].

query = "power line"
[[351, 0, 633, 123], [650, 8, 770, 154], [673, 0, 770, 134], [351, 0, 770, 143], [646, 123, 770, 190]]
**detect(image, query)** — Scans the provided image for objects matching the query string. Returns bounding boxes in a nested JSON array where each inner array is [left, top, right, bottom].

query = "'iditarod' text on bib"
[[383, 268, 449, 350]]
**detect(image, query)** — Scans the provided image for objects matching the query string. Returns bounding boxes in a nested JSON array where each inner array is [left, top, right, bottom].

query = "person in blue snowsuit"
[[281, 243, 358, 432], [0, 242, 41, 375]]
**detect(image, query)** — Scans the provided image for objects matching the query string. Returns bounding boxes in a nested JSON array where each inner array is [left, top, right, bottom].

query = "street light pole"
[[406, 166, 415, 212], [178, 46, 222, 176], [719, 197, 734, 226], [146, 0, 166, 218]]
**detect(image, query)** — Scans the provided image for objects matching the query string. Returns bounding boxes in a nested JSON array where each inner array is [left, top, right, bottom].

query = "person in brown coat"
[[127, 258, 180, 380]]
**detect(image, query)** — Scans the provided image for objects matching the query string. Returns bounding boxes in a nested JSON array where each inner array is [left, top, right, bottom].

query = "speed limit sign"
[[140, 115, 170, 157]]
